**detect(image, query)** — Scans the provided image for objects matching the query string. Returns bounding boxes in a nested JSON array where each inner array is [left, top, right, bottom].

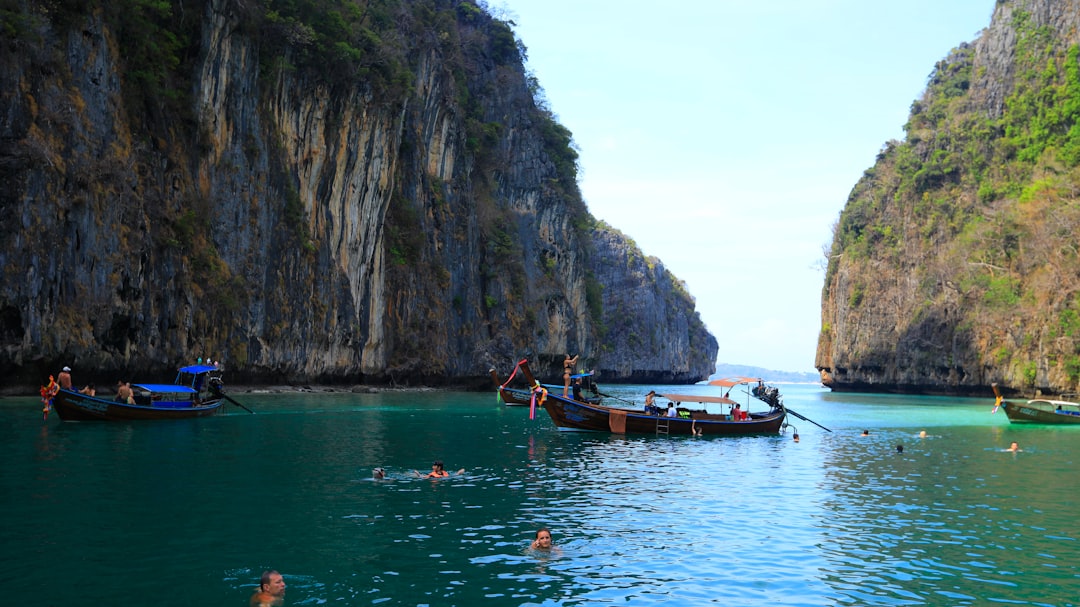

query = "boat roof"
[[660, 393, 737, 405], [133, 384, 198, 394], [1030, 398, 1080, 407], [178, 364, 217, 374], [706, 377, 763, 388]]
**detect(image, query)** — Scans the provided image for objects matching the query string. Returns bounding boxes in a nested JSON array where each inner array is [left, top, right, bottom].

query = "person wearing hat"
[[58, 366, 72, 390]]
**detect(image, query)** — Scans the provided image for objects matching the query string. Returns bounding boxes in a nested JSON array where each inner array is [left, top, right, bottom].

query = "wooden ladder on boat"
[[655, 418, 670, 436]]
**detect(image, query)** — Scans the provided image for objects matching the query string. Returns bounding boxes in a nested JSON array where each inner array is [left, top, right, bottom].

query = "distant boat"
[[53, 364, 227, 421], [992, 383, 1080, 424], [520, 360, 786, 436]]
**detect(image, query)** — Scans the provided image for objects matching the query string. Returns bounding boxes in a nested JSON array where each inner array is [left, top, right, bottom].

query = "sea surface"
[[2, 383, 1079, 606]]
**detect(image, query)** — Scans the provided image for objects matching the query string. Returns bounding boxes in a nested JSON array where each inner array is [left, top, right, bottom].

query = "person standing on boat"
[[250, 570, 286, 607], [562, 354, 579, 397], [58, 366, 72, 390], [644, 390, 657, 414]]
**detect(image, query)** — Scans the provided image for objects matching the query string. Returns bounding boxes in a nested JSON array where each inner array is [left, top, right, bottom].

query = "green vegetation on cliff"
[[821, 5, 1080, 394]]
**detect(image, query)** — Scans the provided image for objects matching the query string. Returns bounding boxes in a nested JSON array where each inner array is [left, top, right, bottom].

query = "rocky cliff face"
[[817, 0, 1080, 396], [0, 0, 717, 391]]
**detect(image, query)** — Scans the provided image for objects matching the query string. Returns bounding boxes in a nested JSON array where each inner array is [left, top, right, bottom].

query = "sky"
[[498, 0, 996, 373]]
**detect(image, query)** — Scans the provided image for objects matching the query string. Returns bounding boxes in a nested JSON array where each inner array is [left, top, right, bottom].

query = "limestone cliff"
[[817, 0, 1080, 396], [0, 0, 717, 391]]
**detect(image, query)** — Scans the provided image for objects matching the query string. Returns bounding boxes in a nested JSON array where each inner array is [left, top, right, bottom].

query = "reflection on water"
[[2, 385, 1079, 606]]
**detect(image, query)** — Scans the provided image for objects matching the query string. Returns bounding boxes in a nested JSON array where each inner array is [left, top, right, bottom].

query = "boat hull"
[[52, 389, 223, 421], [1003, 400, 1080, 424], [540, 391, 785, 436], [498, 386, 533, 406]]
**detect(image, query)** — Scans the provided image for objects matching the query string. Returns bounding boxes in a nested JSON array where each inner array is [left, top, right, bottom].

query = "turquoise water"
[[2, 384, 1079, 606]]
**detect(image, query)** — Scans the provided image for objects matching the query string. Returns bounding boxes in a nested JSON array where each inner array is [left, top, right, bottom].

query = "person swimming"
[[414, 460, 465, 478]]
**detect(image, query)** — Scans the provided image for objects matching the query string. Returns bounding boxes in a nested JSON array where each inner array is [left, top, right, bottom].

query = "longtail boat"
[[991, 383, 1080, 424], [994, 389, 1080, 426], [490, 363, 533, 406], [520, 360, 786, 436], [492, 359, 601, 406], [1003, 399, 1080, 423], [52, 364, 228, 421]]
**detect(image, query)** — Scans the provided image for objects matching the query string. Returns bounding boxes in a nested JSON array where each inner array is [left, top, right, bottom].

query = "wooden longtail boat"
[[492, 360, 601, 406], [1003, 398, 1080, 424], [490, 364, 533, 406], [53, 364, 227, 421], [991, 383, 1080, 424], [520, 360, 786, 436]]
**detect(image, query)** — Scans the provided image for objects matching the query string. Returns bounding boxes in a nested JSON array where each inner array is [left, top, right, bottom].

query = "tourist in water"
[[531, 528, 553, 550], [415, 460, 464, 478], [793, 433, 800, 443], [861, 429, 869, 436], [896, 444, 904, 453], [1007, 441, 1021, 452], [373, 467, 386, 480], [918, 430, 927, 438], [250, 570, 286, 607]]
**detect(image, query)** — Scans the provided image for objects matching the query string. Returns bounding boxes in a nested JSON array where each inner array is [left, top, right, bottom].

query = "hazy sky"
[[500, 0, 995, 372]]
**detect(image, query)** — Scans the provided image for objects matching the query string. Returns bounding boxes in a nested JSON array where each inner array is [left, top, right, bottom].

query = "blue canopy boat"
[[52, 364, 228, 421]]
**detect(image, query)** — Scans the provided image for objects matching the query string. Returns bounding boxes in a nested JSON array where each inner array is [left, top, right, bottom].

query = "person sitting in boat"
[[572, 377, 583, 401], [79, 382, 96, 396], [115, 380, 134, 404], [666, 402, 678, 417], [732, 404, 747, 421]]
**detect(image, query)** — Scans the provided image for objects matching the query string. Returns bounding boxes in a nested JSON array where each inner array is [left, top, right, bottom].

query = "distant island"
[[711, 363, 821, 384]]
